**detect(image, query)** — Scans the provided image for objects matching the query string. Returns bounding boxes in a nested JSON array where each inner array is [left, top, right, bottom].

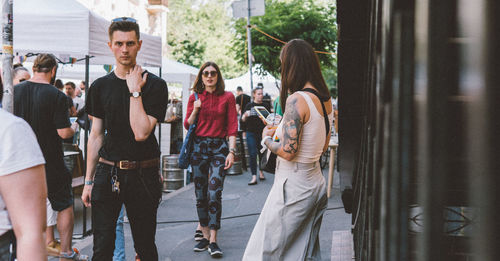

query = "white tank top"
[[275, 91, 334, 163]]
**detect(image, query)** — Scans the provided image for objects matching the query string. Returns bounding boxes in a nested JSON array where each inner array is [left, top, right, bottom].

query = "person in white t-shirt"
[[64, 81, 85, 112], [0, 85, 47, 260]]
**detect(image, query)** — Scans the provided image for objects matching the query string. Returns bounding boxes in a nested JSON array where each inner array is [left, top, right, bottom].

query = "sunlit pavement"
[[71, 165, 351, 261]]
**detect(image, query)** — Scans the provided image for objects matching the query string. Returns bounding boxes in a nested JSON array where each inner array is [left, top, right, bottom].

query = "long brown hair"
[[279, 39, 330, 111], [192, 61, 225, 95]]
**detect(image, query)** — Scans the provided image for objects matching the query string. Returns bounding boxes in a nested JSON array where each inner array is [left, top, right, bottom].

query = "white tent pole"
[[1, 0, 13, 112]]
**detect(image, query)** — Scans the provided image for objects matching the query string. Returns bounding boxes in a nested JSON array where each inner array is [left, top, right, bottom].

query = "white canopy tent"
[[13, 0, 162, 67], [224, 67, 281, 97], [22, 58, 198, 88]]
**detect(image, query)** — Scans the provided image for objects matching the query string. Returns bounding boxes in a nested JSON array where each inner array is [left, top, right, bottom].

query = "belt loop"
[[294, 162, 299, 172]]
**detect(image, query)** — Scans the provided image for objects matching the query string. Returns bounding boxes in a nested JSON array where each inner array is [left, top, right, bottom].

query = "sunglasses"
[[112, 17, 137, 23], [202, 71, 217, 77]]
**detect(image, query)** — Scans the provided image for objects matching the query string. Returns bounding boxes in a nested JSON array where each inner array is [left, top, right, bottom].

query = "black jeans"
[[91, 162, 162, 261]]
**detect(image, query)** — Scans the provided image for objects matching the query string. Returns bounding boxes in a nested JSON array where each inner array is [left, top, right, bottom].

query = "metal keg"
[[62, 144, 81, 177], [226, 152, 243, 175], [162, 155, 184, 192]]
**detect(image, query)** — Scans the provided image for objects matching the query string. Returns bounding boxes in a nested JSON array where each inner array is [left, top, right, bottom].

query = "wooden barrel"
[[162, 155, 184, 192]]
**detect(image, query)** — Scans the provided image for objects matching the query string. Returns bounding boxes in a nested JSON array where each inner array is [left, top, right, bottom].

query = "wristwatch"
[[229, 148, 237, 155], [130, 91, 142, 98], [84, 180, 94, 186]]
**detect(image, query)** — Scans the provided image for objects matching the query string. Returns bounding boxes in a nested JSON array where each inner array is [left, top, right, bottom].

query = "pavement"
[[68, 164, 352, 261]]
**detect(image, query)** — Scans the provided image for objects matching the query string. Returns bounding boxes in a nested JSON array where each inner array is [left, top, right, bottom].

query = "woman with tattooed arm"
[[243, 39, 333, 261]]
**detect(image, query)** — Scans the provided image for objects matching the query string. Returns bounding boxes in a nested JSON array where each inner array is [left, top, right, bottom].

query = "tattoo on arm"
[[281, 97, 302, 154], [265, 139, 281, 154]]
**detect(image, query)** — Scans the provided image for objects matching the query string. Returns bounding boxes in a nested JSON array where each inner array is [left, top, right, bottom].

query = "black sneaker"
[[194, 238, 209, 252], [208, 242, 223, 258], [194, 230, 203, 241]]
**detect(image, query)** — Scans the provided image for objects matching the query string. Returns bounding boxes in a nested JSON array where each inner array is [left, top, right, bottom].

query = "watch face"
[[132, 92, 140, 98]]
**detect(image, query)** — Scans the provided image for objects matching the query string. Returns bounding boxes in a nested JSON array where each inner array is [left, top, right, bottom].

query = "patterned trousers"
[[191, 137, 228, 230]]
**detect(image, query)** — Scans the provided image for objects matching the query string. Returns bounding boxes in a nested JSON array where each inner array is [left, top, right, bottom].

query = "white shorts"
[[46, 199, 58, 227]]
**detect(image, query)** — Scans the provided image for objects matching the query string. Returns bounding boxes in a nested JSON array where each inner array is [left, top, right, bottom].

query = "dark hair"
[[65, 81, 76, 90], [54, 79, 64, 90], [108, 20, 140, 41], [13, 63, 24, 69], [33, 53, 58, 73], [192, 61, 225, 95], [252, 86, 263, 95], [279, 39, 329, 111], [236, 86, 243, 92], [14, 66, 29, 76]]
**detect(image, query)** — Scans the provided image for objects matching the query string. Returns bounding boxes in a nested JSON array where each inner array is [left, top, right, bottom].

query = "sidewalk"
[[73, 165, 352, 260]]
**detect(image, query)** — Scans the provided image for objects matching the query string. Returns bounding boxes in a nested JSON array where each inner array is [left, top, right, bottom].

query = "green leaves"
[[232, 0, 337, 79], [166, 0, 336, 83], [167, 0, 246, 78]]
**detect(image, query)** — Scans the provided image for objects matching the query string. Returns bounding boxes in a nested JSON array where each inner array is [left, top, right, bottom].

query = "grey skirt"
[[243, 158, 327, 261]]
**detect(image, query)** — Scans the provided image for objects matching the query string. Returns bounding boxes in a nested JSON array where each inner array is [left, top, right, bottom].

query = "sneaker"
[[194, 230, 204, 241], [194, 238, 209, 252], [59, 248, 89, 260], [208, 242, 223, 258], [46, 240, 61, 256]]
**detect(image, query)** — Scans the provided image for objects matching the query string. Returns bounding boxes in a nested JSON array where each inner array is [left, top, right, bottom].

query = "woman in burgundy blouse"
[[184, 61, 238, 258]]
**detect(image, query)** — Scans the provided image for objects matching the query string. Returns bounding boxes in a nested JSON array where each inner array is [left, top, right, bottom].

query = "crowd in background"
[[0, 15, 338, 260]]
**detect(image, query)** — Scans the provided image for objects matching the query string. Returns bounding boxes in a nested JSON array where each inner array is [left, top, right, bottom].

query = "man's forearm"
[[129, 97, 154, 141], [86, 134, 103, 181]]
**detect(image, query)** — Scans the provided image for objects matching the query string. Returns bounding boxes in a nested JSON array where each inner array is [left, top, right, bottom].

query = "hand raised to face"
[[126, 65, 148, 93]]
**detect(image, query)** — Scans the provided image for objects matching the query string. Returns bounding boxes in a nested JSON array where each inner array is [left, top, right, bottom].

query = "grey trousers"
[[243, 158, 327, 261]]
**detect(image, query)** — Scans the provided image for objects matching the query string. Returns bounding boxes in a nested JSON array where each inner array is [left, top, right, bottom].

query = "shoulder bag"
[[178, 93, 199, 169]]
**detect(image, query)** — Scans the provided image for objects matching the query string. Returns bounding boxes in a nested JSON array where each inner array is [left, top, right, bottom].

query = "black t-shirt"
[[86, 71, 168, 161], [236, 94, 250, 113], [14, 81, 71, 189], [67, 95, 74, 109], [243, 102, 271, 134]]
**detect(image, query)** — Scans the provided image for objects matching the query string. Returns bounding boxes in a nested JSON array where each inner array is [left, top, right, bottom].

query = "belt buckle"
[[119, 160, 129, 169]]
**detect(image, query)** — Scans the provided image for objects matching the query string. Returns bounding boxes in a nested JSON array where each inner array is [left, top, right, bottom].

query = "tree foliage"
[[232, 0, 337, 81], [167, 0, 246, 78]]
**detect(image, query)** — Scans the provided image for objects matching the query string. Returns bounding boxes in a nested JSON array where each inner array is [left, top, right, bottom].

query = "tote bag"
[[178, 93, 199, 169]]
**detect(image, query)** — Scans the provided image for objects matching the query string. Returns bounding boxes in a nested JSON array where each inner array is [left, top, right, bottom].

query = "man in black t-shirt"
[[14, 53, 80, 259], [235, 86, 250, 115], [55, 79, 77, 117], [82, 18, 168, 260]]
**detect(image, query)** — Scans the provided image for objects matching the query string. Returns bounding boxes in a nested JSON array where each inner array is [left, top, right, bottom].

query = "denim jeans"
[[246, 131, 263, 176], [91, 162, 162, 261], [113, 206, 125, 261]]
